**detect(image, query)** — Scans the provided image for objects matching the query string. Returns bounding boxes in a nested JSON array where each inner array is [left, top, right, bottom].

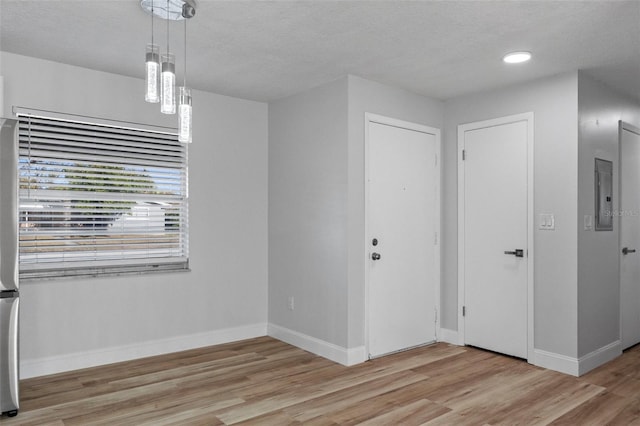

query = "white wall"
[[1, 52, 269, 377], [5, 49, 634, 378], [268, 77, 350, 348], [577, 72, 640, 358], [268, 75, 442, 360], [346, 75, 443, 349], [443, 73, 580, 359]]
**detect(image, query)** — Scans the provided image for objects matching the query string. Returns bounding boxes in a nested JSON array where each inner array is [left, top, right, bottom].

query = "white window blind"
[[18, 115, 189, 279]]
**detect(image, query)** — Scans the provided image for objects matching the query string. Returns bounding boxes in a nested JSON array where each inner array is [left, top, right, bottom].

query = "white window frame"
[[15, 109, 189, 279]]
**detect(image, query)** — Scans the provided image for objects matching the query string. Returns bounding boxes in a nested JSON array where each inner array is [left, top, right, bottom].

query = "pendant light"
[[160, 0, 176, 114], [144, 1, 160, 103], [142, 0, 196, 139], [178, 16, 192, 143]]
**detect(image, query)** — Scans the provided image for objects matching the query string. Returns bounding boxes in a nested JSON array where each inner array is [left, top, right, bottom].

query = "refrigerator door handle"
[[8, 298, 19, 408]]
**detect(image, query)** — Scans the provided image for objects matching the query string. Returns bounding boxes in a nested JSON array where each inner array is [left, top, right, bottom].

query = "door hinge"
[[434, 232, 438, 245], [435, 154, 438, 166], [462, 149, 466, 161], [462, 306, 466, 317]]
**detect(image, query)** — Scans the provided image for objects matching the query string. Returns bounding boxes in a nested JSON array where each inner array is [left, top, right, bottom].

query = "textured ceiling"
[[1, 0, 639, 102]]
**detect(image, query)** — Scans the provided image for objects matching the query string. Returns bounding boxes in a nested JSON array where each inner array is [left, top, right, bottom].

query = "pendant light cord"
[[184, 18, 187, 87], [151, 0, 154, 45], [166, 0, 170, 54]]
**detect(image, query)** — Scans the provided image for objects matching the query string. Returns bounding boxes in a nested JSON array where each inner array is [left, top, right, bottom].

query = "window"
[[18, 114, 189, 279]]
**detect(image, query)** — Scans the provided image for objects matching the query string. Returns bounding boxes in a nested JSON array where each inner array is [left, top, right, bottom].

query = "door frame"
[[364, 113, 441, 358], [457, 112, 535, 362], [619, 120, 640, 349]]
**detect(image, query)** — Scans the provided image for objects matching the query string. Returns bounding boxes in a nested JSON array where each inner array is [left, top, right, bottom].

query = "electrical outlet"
[[287, 296, 294, 311]]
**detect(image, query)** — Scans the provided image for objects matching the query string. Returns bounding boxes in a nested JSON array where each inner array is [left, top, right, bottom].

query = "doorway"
[[620, 121, 640, 350], [365, 113, 441, 358], [457, 113, 534, 360]]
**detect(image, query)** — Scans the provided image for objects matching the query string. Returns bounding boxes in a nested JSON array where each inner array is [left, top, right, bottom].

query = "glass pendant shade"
[[161, 53, 176, 114], [178, 86, 192, 143], [145, 44, 160, 103], [141, 0, 196, 141]]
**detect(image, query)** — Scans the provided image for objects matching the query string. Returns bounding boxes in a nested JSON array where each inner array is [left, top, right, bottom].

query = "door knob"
[[371, 252, 381, 261], [622, 247, 637, 255], [504, 249, 524, 258]]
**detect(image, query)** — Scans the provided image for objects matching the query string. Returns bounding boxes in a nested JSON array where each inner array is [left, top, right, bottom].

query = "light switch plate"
[[584, 214, 593, 231], [539, 213, 555, 230]]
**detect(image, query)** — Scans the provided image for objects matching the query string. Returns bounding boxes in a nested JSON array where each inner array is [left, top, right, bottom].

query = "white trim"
[[578, 340, 621, 376], [533, 349, 579, 376], [618, 120, 622, 349], [457, 112, 535, 361], [20, 323, 267, 379], [438, 328, 459, 345], [267, 323, 366, 366], [457, 122, 465, 345], [533, 340, 622, 377], [457, 123, 466, 346], [527, 113, 535, 361], [0, 76, 4, 117], [364, 113, 441, 358], [364, 113, 372, 354], [620, 120, 640, 136], [12, 106, 177, 135]]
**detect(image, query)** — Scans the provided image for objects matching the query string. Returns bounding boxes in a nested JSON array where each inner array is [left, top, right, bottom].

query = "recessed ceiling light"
[[503, 51, 532, 64]]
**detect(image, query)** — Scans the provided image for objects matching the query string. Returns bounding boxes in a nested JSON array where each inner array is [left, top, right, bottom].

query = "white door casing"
[[620, 121, 640, 350], [365, 113, 441, 358], [458, 113, 534, 361]]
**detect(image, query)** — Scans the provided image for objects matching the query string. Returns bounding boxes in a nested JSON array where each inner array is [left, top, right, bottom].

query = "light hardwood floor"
[[4, 337, 640, 425]]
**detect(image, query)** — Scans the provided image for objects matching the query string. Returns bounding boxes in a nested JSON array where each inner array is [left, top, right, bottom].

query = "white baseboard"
[[21, 322, 268, 379], [438, 328, 459, 345], [578, 340, 621, 376], [267, 323, 366, 366], [533, 340, 621, 377], [533, 348, 579, 376]]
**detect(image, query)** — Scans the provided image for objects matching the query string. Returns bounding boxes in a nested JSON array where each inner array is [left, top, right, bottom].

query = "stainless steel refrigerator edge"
[[0, 119, 19, 417]]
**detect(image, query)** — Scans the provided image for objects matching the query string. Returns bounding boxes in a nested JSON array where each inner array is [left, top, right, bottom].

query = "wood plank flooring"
[[3, 337, 640, 425]]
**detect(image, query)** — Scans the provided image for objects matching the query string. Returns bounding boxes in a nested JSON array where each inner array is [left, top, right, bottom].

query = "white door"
[[458, 113, 533, 360], [620, 122, 640, 350], [367, 115, 440, 358]]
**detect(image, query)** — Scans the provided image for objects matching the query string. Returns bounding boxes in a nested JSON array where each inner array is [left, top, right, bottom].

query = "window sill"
[[20, 264, 191, 282]]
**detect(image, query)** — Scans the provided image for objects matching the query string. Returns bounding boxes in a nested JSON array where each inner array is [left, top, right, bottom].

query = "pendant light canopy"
[[141, 0, 196, 142], [141, 0, 195, 20]]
